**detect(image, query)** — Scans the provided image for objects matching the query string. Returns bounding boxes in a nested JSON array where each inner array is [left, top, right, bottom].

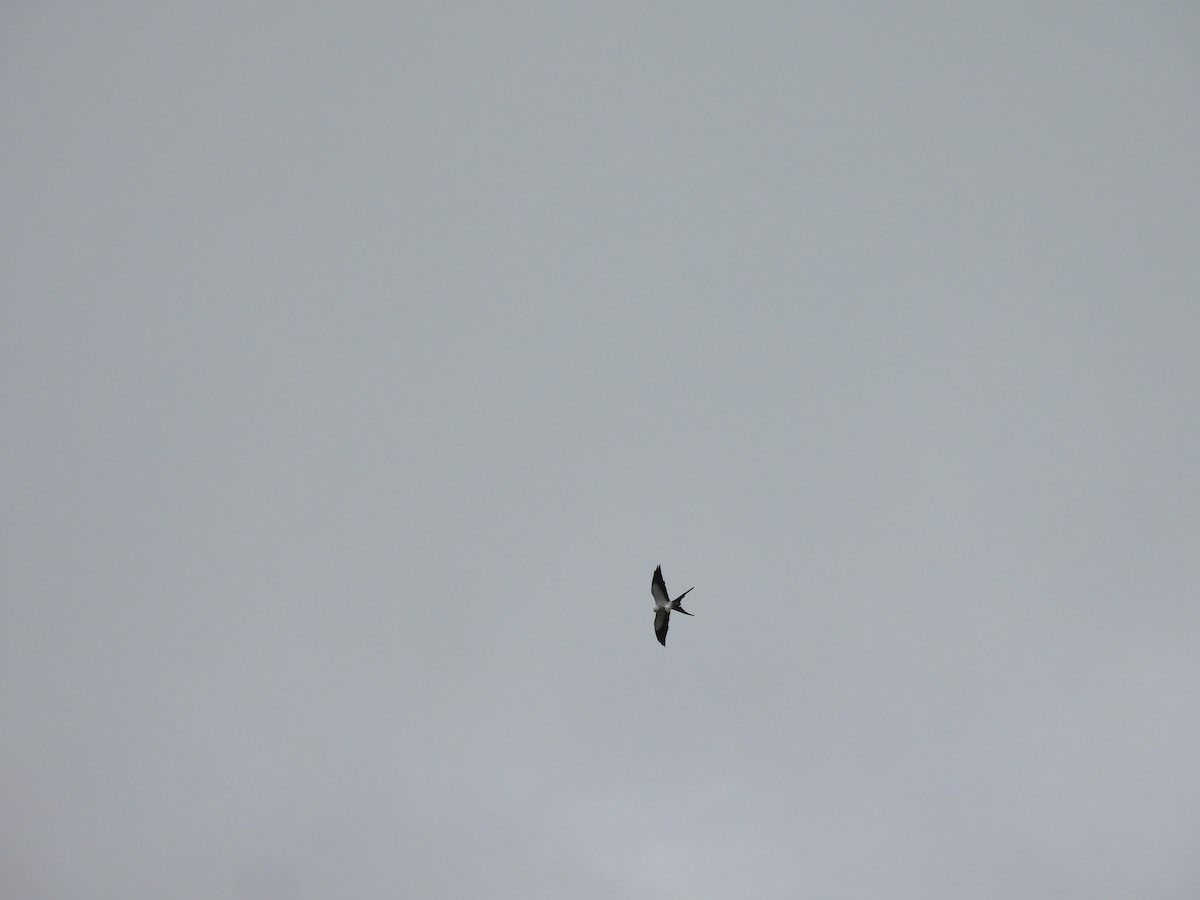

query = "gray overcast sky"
[[3, 3, 1199, 898]]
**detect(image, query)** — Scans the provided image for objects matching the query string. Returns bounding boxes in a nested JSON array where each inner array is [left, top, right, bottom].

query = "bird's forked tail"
[[672, 586, 695, 616]]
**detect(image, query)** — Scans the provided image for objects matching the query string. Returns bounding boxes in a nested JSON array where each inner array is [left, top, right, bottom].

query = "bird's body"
[[651, 565, 694, 646]]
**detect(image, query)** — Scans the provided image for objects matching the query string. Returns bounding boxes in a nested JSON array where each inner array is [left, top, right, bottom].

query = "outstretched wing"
[[654, 609, 670, 646], [651, 565, 670, 609]]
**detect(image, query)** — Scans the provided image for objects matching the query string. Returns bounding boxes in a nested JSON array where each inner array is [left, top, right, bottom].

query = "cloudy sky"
[[3, 3, 1199, 897]]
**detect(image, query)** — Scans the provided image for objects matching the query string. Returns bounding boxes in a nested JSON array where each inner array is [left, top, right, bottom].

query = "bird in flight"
[[651, 565, 694, 646]]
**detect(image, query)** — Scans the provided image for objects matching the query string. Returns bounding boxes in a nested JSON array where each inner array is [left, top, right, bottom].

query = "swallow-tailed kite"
[[651, 565, 694, 646]]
